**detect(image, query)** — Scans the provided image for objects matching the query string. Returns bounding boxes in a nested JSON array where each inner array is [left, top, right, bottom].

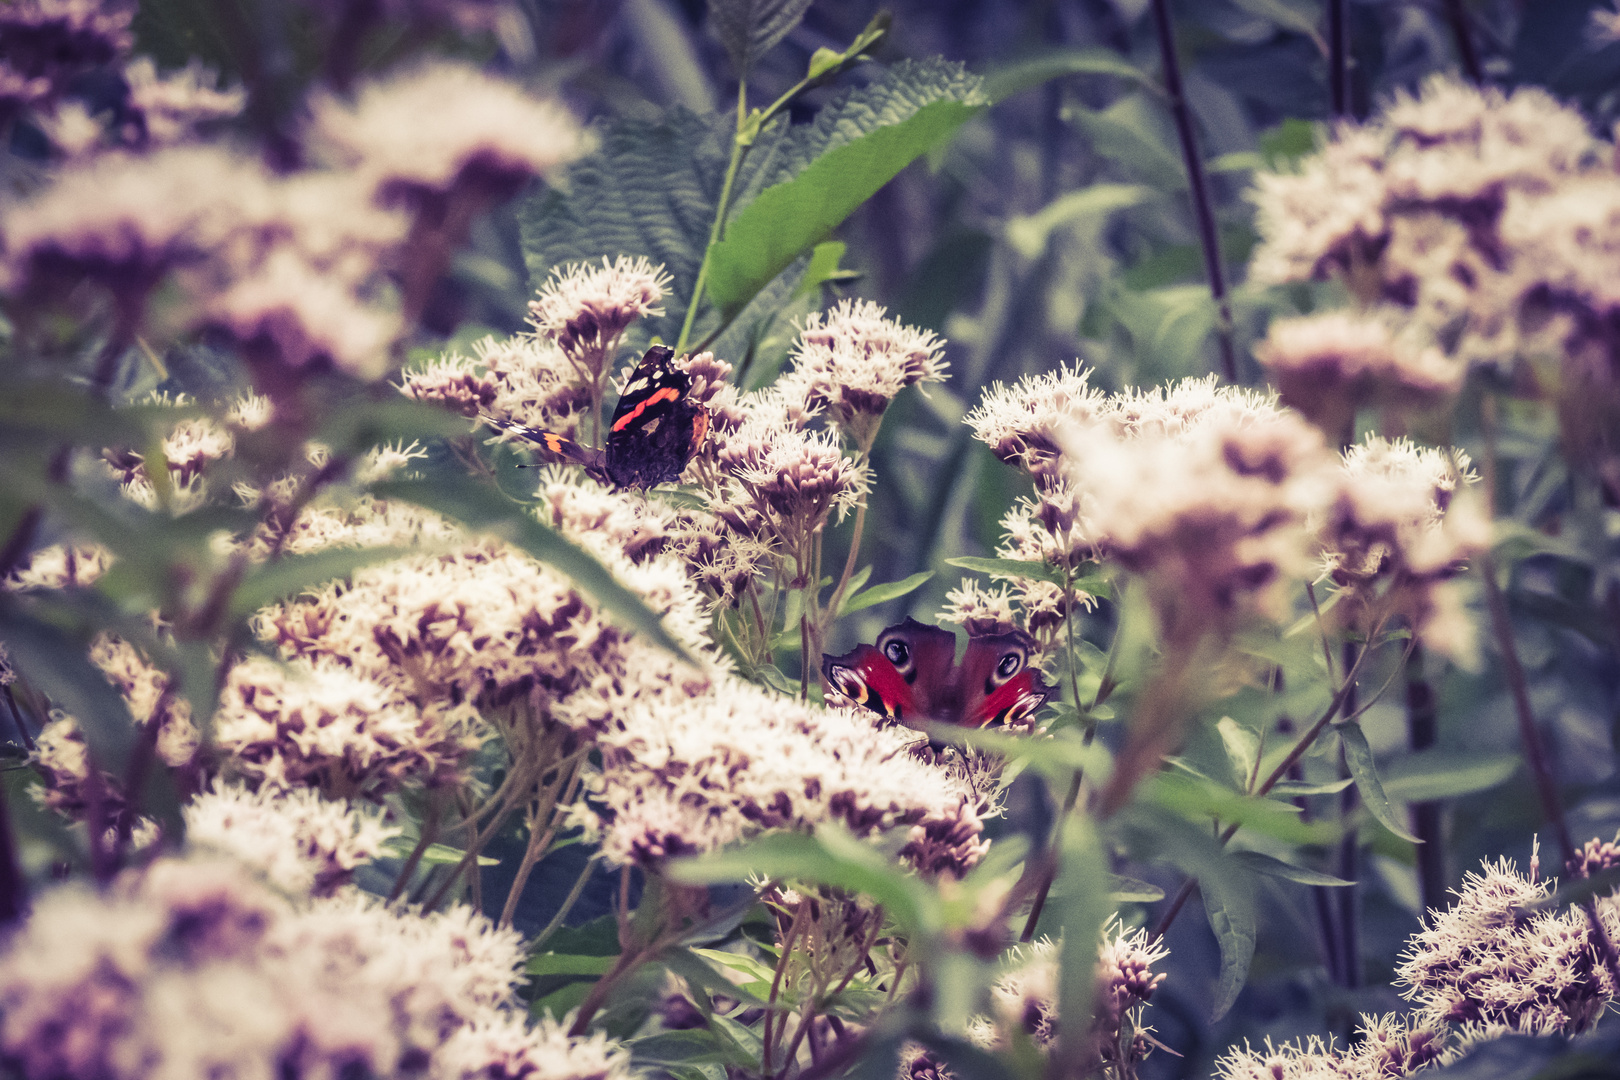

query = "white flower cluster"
[[184, 782, 400, 897], [0, 58, 582, 381], [967, 373, 1482, 657], [0, 854, 629, 1080], [581, 676, 988, 873], [1396, 853, 1620, 1036], [963, 921, 1168, 1069]]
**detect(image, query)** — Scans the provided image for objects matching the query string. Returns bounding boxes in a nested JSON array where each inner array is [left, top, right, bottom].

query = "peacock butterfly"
[[821, 617, 1051, 730]]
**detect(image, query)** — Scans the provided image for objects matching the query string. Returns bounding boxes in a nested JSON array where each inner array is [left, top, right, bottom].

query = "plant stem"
[[1327, 0, 1351, 118], [676, 80, 750, 354], [763, 902, 808, 1072], [1405, 643, 1447, 920], [1443, 0, 1484, 84], [531, 853, 603, 953], [1021, 769, 1085, 942], [1151, 633, 1389, 939], [1149, 0, 1236, 383]]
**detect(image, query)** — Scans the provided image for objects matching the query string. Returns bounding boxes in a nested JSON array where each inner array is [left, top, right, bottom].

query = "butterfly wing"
[[481, 415, 605, 474], [955, 630, 1051, 728], [822, 643, 916, 721], [823, 618, 960, 726], [603, 345, 705, 488]]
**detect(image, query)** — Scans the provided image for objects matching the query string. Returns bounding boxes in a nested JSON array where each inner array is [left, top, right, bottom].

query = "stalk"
[[1405, 643, 1447, 920], [1149, 0, 1236, 382]]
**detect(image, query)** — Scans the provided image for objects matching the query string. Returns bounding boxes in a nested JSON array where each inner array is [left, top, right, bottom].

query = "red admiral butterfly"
[[822, 618, 1051, 730], [483, 345, 709, 489]]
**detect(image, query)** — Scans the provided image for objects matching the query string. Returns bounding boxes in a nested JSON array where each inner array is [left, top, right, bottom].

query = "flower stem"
[[1149, 0, 1236, 382], [1327, 0, 1352, 117]]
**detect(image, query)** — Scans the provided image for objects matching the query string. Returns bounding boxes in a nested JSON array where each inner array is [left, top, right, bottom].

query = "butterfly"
[[482, 345, 709, 489], [821, 618, 1051, 731]]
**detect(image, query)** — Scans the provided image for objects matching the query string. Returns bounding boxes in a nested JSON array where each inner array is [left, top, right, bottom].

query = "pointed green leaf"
[[1120, 805, 1256, 1020], [1380, 751, 1520, 802], [704, 60, 987, 317], [1005, 183, 1155, 259], [1338, 723, 1422, 844], [1216, 716, 1260, 792], [840, 571, 935, 616], [669, 827, 936, 935], [1231, 850, 1352, 887], [1054, 815, 1112, 1042], [708, 0, 815, 73], [944, 556, 1065, 584], [789, 240, 854, 301], [984, 47, 1159, 102]]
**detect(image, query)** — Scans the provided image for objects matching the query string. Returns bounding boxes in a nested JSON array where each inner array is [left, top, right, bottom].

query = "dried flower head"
[[0, 0, 132, 111], [1319, 437, 1486, 663], [966, 365, 1107, 486], [0, 852, 614, 1080], [3, 541, 113, 590], [1061, 388, 1335, 635], [1216, 1014, 1447, 1080]]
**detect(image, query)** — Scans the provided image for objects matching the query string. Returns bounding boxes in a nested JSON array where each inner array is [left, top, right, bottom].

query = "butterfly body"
[[483, 345, 708, 489], [822, 618, 1050, 730]]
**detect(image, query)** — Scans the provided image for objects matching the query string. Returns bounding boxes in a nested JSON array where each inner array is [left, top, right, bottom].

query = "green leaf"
[[840, 571, 934, 616], [943, 556, 1064, 584], [1053, 815, 1112, 1049], [1070, 94, 1186, 191], [1231, 850, 1352, 887], [1337, 723, 1421, 844], [369, 478, 692, 662], [228, 545, 419, 619], [0, 603, 137, 770], [705, 60, 987, 318], [789, 240, 855, 301], [408, 842, 499, 867], [1216, 716, 1259, 792], [519, 107, 722, 343], [1146, 772, 1341, 846], [984, 47, 1158, 102], [708, 0, 815, 74], [670, 827, 936, 936], [1108, 874, 1166, 902], [1229, 0, 1326, 51], [1120, 805, 1256, 1020], [1380, 751, 1520, 802], [1004, 183, 1156, 260], [527, 952, 620, 976], [1267, 777, 1354, 798]]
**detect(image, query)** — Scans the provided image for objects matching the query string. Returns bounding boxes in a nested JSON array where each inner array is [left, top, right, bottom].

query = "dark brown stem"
[[387, 797, 442, 904], [1021, 769, 1084, 942], [1405, 643, 1447, 920], [1480, 557, 1574, 862], [1149, 0, 1236, 382], [1327, 0, 1352, 117], [1335, 641, 1360, 988], [1442, 0, 1484, 84], [0, 776, 27, 926]]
